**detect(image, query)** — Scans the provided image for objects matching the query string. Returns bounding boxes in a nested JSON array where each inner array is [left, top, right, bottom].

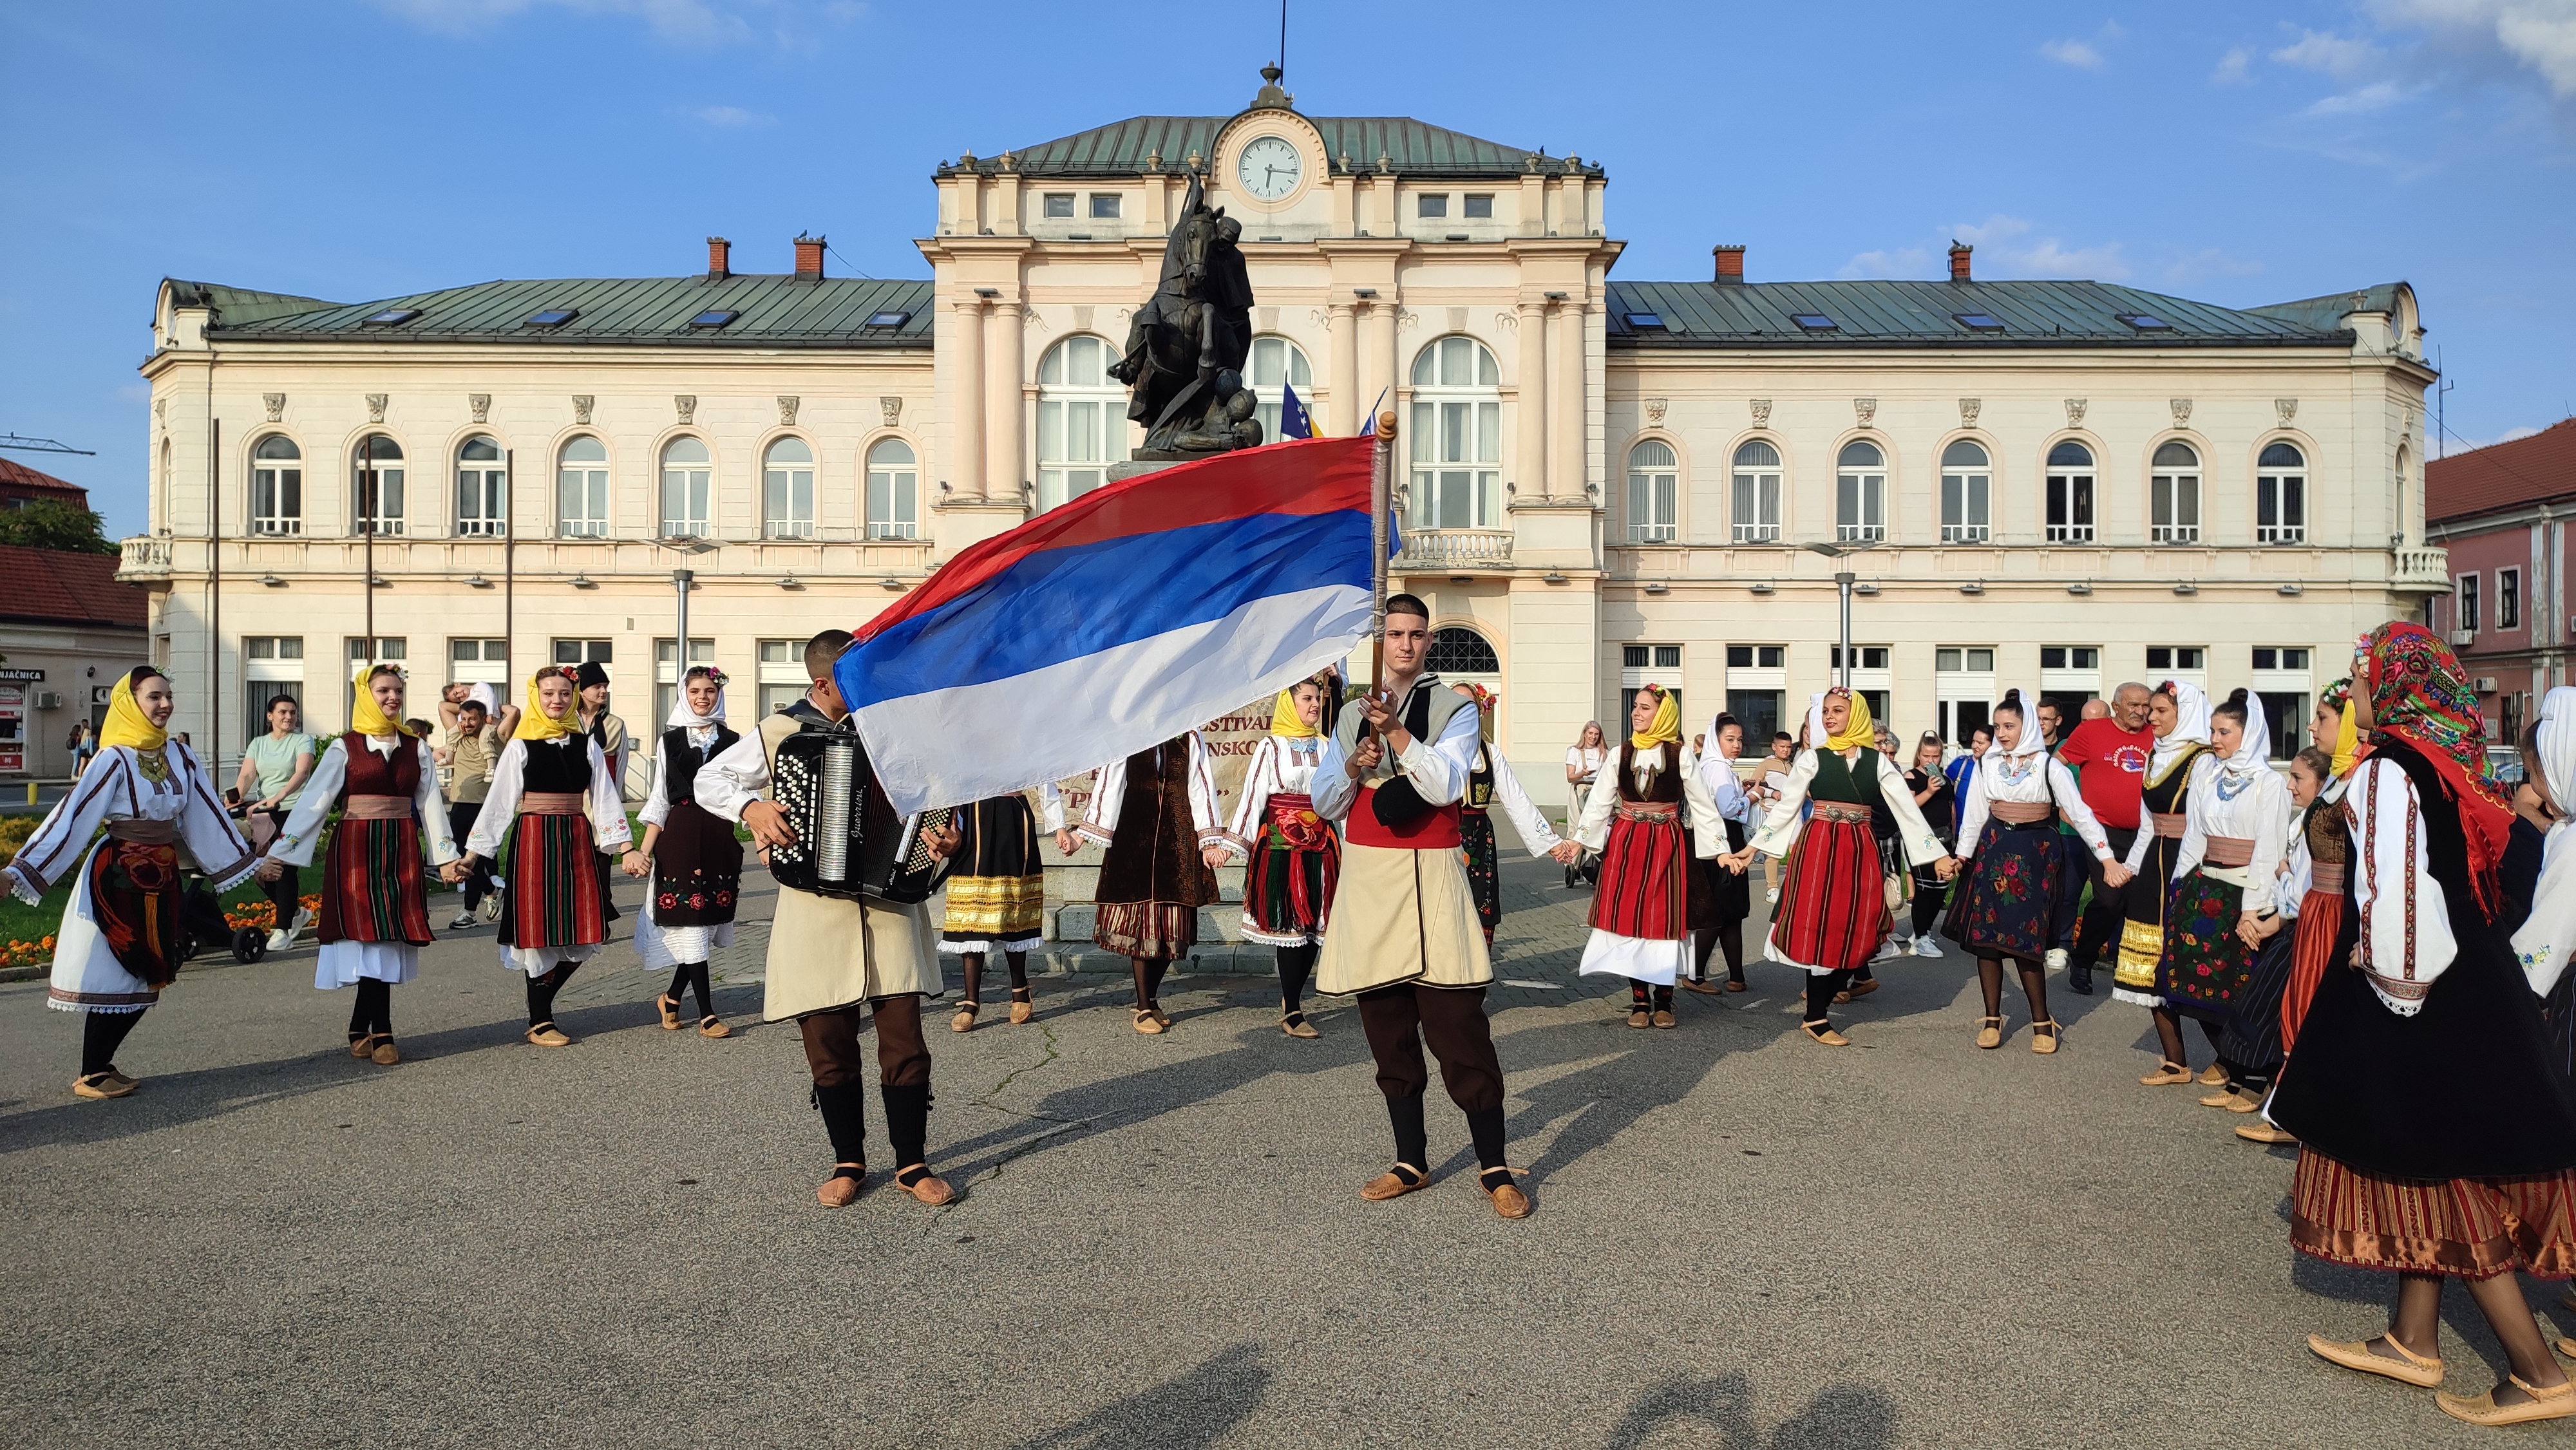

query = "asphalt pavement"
[[0, 848, 2558, 1449]]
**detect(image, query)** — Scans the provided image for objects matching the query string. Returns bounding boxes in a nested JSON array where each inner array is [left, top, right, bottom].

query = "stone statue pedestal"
[[1106, 458, 1186, 485]]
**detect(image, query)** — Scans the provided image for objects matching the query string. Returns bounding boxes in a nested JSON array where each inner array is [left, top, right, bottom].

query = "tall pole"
[[1370, 410, 1395, 706], [363, 437, 376, 702], [674, 567, 692, 702], [503, 448, 515, 690], [208, 417, 221, 769], [1836, 570, 1855, 690]]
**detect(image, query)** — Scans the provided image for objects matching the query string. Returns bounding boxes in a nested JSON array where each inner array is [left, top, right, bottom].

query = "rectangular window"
[[2046, 469, 2095, 543], [757, 639, 805, 717], [1627, 457, 1677, 543], [652, 638, 718, 733], [1936, 647, 1996, 672], [455, 456, 506, 537], [1830, 646, 1891, 671], [2458, 574, 2481, 633], [1732, 464, 1781, 543], [1653, 645, 1681, 669], [1463, 193, 1493, 219], [558, 455, 609, 537], [2257, 467, 2306, 544], [1408, 395, 1502, 529], [251, 457, 303, 536], [1725, 690, 1783, 743], [867, 453, 918, 540], [1836, 469, 1884, 543], [2258, 692, 2307, 760], [354, 458, 405, 536], [2151, 471, 2201, 544], [2145, 646, 2205, 672], [1042, 193, 1075, 218], [2501, 568, 2521, 629], [1940, 466, 1990, 543], [551, 639, 612, 666], [2040, 646, 2101, 671], [242, 636, 305, 747], [1623, 645, 1649, 668], [448, 637, 508, 684], [764, 454, 815, 540], [1088, 193, 1120, 219], [1725, 645, 1786, 669], [2503, 692, 2526, 748], [1417, 193, 1448, 218]]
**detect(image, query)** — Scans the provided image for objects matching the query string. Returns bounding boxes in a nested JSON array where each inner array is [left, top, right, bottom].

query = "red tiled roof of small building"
[[0, 545, 146, 628], [2428, 417, 2576, 523]]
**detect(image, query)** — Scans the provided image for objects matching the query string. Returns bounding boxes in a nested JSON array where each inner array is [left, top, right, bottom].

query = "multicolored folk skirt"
[[2157, 871, 2257, 1024], [1590, 811, 1691, 943], [1245, 800, 1339, 948], [652, 800, 743, 928], [1094, 902, 1197, 959], [1460, 809, 1501, 937], [2217, 927, 2298, 1083], [319, 816, 433, 946], [498, 811, 609, 952], [87, 840, 185, 991], [2292, 1147, 2576, 1281], [2280, 887, 2344, 1057], [1771, 816, 1888, 974], [1944, 820, 2067, 964]]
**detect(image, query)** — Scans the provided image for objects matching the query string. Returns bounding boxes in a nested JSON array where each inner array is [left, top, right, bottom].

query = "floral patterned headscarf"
[[2357, 621, 2512, 914]]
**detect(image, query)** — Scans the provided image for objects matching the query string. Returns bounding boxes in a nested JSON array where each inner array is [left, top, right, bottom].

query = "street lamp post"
[[1803, 541, 1879, 693], [656, 536, 719, 712]]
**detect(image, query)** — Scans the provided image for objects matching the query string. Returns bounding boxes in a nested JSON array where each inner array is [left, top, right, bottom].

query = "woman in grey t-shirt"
[[235, 695, 316, 949]]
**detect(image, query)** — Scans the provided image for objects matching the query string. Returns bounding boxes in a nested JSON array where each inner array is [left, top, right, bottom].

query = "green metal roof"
[[1605, 279, 2362, 350], [164, 279, 341, 330], [194, 275, 936, 348], [2243, 282, 2410, 334], [949, 113, 1591, 180]]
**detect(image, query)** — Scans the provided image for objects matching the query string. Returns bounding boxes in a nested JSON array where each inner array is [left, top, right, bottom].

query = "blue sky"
[[3, 0, 2570, 538]]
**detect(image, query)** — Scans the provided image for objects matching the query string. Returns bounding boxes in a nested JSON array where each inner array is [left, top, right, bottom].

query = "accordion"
[[767, 726, 954, 904]]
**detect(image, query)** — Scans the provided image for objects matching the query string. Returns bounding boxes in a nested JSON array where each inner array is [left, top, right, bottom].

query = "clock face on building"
[[1235, 136, 1302, 202]]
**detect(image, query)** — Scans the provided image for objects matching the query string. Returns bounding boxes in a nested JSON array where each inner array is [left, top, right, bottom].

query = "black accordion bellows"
[[768, 725, 953, 904]]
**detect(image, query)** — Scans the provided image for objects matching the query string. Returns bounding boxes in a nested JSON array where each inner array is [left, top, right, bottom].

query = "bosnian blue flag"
[[838, 435, 1386, 816], [1278, 382, 1312, 440]]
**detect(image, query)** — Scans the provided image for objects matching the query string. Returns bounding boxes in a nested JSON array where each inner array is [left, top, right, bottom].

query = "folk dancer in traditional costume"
[[260, 665, 462, 1065], [574, 660, 627, 931], [2515, 686, 2576, 1081], [1, 668, 261, 1098], [457, 668, 632, 1048], [1687, 713, 1761, 993], [2112, 681, 2224, 1085], [1316, 595, 1558, 1218], [1451, 683, 1569, 947], [1946, 688, 2125, 1054], [2152, 690, 2290, 1106], [1218, 676, 1344, 1038], [621, 665, 743, 1041], [942, 778, 1049, 1033], [2221, 743, 2333, 1145], [699, 630, 963, 1208], [1724, 688, 1953, 1046], [1573, 685, 1723, 1029], [1065, 733, 1222, 1035], [2269, 623, 2576, 1427]]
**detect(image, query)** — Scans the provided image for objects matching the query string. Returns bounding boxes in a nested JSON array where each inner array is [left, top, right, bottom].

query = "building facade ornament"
[[880, 396, 902, 427], [1749, 399, 1772, 426], [263, 393, 285, 422], [1853, 397, 1877, 427], [1644, 398, 1668, 427], [777, 396, 800, 426], [1958, 398, 1981, 426], [2276, 397, 2299, 424], [365, 394, 387, 424], [572, 395, 593, 424], [674, 395, 697, 424], [468, 393, 489, 424], [2170, 397, 2193, 425], [2065, 398, 2088, 428]]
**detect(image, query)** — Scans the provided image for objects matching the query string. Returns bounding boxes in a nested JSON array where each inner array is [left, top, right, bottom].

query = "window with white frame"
[[352, 435, 405, 535], [1732, 440, 1782, 542], [250, 434, 303, 536], [1042, 193, 1075, 218], [1627, 440, 1678, 542], [661, 436, 712, 538], [2257, 441, 2306, 545], [1037, 335, 1122, 511], [2045, 440, 2096, 543], [762, 437, 815, 539], [866, 438, 918, 540], [448, 637, 508, 684], [557, 435, 609, 537], [2457, 574, 2481, 634], [1935, 645, 1997, 744], [242, 636, 305, 748], [2145, 646, 2207, 674], [1835, 440, 1885, 543], [454, 435, 506, 537], [757, 639, 806, 717], [653, 638, 718, 732], [1408, 335, 1502, 529], [1247, 336, 1313, 442], [2150, 441, 2201, 544], [1724, 643, 1786, 742], [1940, 440, 1990, 543], [1621, 643, 1683, 722], [1089, 193, 1120, 219], [2501, 568, 2521, 630], [551, 638, 612, 666]]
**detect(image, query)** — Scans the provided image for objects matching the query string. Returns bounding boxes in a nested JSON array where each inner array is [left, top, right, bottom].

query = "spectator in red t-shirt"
[[2054, 683, 2157, 992]]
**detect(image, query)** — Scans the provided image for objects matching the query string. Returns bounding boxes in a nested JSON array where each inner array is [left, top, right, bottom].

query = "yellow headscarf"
[[1823, 687, 1877, 753], [2333, 698, 2362, 778], [1269, 686, 1321, 740], [1630, 685, 1681, 750], [349, 664, 417, 739], [99, 668, 168, 753], [514, 667, 583, 742]]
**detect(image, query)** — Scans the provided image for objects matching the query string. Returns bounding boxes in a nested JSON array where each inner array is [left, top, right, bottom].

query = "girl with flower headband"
[[1571, 683, 1721, 1028], [457, 666, 632, 1048], [259, 664, 464, 1065], [621, 664, 744, 1040], [2269, 622, 2576, 1427], [0, 668, 261, 1098], [1216, 672, 1348, 1037]]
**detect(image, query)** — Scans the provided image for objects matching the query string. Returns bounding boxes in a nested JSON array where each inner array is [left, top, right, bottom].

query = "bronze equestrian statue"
[[1110, 169, 1263, 458]]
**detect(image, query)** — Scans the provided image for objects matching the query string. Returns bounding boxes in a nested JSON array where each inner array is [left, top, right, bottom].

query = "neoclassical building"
[[123, 73, 2443, 805]]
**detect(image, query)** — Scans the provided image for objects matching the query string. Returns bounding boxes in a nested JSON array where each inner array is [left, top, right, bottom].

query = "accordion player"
[[766, 724, 954, 905]]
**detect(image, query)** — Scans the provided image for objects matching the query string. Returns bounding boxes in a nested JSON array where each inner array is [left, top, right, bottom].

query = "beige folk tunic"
[[692, 707, 942, 1021], [1311, 677, 1490, 995]]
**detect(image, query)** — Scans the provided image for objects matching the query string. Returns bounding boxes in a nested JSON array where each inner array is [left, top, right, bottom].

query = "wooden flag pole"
[[1370, 410, 1396, 726]]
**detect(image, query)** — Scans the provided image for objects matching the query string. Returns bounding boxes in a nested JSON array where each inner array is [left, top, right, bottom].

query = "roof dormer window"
[[361, 308, 419, 326]]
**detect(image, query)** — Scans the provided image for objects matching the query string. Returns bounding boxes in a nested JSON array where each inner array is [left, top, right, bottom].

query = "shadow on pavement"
[[1602, 1371, 1899, 1450], [1003, 1341, 1269, 1449]]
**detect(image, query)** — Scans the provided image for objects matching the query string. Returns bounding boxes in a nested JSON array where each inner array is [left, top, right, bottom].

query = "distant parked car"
[[2485, 746, 2526, 786]]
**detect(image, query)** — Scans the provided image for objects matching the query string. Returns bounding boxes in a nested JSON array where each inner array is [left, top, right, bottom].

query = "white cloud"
[[2376, 0, 2576, 96], [2040, 37, 2105, 68], [2435, 424, 2543, 457], [2304, 78, 2421, 112], [372, 0, 862, 46], [690, 104, 775, 127], [2273, 28, 2385, 77], [1841, 216, 2131, 282], [2212, 46, 2255, 82]]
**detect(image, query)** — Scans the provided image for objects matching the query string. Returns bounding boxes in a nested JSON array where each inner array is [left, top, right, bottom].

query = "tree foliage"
[[0, 500, 117, 554]]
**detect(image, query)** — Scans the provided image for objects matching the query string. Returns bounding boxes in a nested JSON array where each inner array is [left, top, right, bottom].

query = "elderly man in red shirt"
[[2054, 683, 2157, 993]]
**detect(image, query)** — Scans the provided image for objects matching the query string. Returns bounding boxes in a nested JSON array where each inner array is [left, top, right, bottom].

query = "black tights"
[[526, 961, 582, 1027], [1977, 956, 2049, 1025], [1804, 968, 1854, 1026], [1909, 880, 1946, 940], [959, 950, 1030, 1006], [1693, 923, 1745, 983], [348, 978, 392, 1038], [1277, 943, 1318, 1017], [1629, 979, 1675, 1011], [665, 961, 713, 1018], [80, 1008, 144, 1077], [1131, 956, 1170, 1011], [2152, 1006, 2223, 1069]]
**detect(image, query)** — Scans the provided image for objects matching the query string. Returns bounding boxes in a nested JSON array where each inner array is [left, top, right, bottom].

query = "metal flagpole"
[[208, 417, 220, 768], [503, 449, 515, 689], [363, 438, 377, 703], [1370, 410, 1395, 710]]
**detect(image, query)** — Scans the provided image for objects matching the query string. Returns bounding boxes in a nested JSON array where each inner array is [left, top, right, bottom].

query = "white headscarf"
[[466, 681, 499, 714], [1987, 686, 2049, 764], [2149, 680, 2213, 778], [1802, 692, 1826, 748], [666, 676, 726, 731], [2515, 686, 2576, 995], [2213, 689, 2273, 782]]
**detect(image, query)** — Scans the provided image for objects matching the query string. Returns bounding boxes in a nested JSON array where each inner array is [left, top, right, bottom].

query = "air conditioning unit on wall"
[[32, 692, 63, 710], [2449, 629, 2477, 648], [2473, 677, 2500, 693]]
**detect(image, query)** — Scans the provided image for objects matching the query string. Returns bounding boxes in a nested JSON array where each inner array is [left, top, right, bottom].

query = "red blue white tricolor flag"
[[838, 434, 1388, 817]]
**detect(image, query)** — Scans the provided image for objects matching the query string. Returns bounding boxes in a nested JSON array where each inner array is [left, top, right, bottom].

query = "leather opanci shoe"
[[1360, 1165, 1428, 1201], [816, 1167, 866, 1207], [895, 1165, 956, 1206]]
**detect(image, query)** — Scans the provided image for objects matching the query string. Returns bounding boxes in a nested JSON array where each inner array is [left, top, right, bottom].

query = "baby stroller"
[[178, 875, 268, 965]]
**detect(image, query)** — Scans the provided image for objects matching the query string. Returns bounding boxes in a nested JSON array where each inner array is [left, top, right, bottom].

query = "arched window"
[[354, 435, 404, 536], [1939, 440, 1990, 543], [2046, 440, 2094, 543], [2257, 441, 2306, 545], [661, 436, 711, 538], [866, 438, 918, 540], [762, 437, 814, 539], [1037, 335, 1121, 511], [455, 435, 506, 537], [1731, 440, 1781, 543], [1247, 336, 1313, 442], [1407, 335, 1501, 529], [1835, 440, 1884, 543], [250, 435, 302, 536], [1626, 439, 1677, 542], [557, 436, 609, 537], [1426, 625, 1500, 675], [2150, 440, 2201, 544]]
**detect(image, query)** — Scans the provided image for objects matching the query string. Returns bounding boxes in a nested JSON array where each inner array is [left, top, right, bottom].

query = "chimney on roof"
[[793, 233, 826, 280], [1713, 245, 1745, 284], [706, 237, 731, 279], [1948, 241, 1973, 283]]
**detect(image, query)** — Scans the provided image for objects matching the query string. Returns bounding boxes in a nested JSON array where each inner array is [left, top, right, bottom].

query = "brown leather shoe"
[[526, 1024, 572, 1048], [2140, 1060, 2193, 1086], [2198, 1064, 2228, 1086], [816, 1167, 865, 1207], [1847, 977, 1880, 999], [896, 1167, 956, 1206], [348, 1033, 374, 1059], [2236, 1122, 2297, 1144], [1488, 1180, 1533, 1219], [71, 1071, 135, 1100], [1133, 1009, 1165, 1035], [1651, 1009, 1676, 1029], [1681, 978, 1721, 995], [697, 1016, 730, 1039], [1009, 992, 1034, 1025], [656, 993, 683, 1030], [950, 1002, 978, 1033], [1725, 979, 1747, 993], [1360, 1165, 1429, 1201], [370, 1037, 401, 1066], [1626, 1008, 1651, 1029]]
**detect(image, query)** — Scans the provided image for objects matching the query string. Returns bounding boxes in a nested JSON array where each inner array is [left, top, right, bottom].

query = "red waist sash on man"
[[1343, 784, 1463, 850]]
